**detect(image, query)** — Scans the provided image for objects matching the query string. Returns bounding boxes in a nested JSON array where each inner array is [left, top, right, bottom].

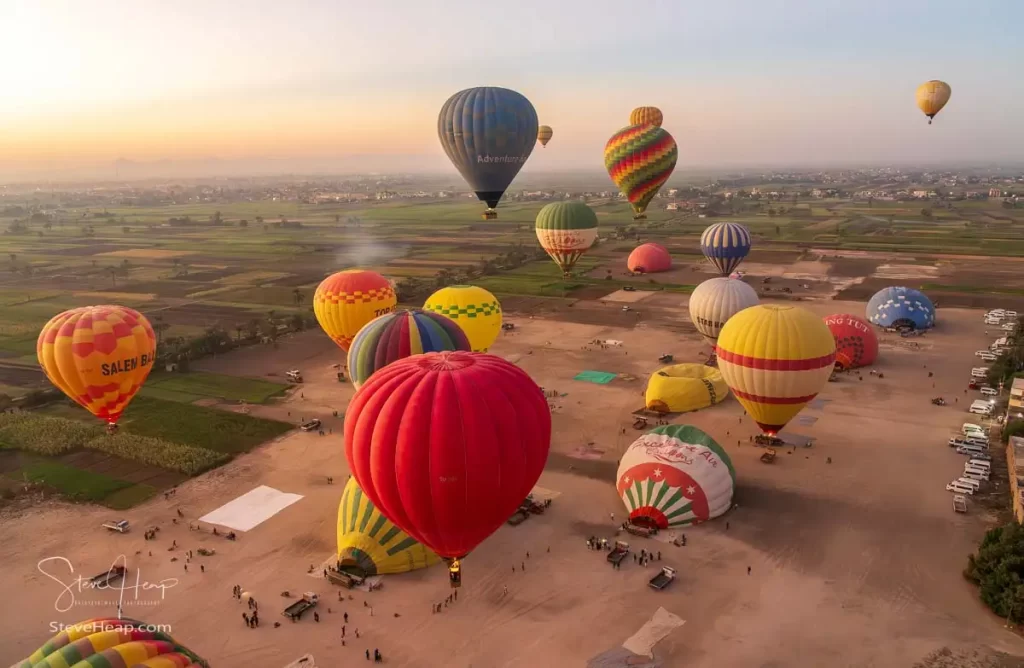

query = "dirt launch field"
[[2, 294, 1024, 667]]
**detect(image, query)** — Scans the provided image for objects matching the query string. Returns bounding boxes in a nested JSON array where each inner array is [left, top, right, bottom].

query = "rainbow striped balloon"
[[604, 124, 678, 219], [347, 309, 472, 389], [14, 617, 208, 667]]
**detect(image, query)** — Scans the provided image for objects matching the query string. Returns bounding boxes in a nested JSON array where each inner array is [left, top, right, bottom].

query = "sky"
[[0, 0, 1022, 180]]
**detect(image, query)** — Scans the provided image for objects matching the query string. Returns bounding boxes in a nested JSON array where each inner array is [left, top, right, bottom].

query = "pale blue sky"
[[0, 0, 1021, 177]]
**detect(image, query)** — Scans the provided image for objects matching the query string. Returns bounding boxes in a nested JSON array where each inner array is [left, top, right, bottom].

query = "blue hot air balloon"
[[700, 222, 752, 276], [438, 87, 539, 219]]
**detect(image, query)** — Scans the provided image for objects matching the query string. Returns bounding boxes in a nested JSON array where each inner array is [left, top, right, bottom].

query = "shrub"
[[0, 413, 102, 455], [965, 522, 1024, 623], [86, 433, 229, 476]]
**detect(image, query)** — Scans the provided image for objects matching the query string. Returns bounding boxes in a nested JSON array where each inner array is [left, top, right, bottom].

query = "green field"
[[142, 371, 289, 404]]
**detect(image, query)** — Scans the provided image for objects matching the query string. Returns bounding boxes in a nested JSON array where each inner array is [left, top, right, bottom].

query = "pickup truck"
[[103, 520, 130, 533], [607, 541, 630, 566], [90, 565, 127, 588], [283, 592, 319, 620], [327, 569, 364, 589], [649, 566, 677, 590], [300, 419, 322, 433]]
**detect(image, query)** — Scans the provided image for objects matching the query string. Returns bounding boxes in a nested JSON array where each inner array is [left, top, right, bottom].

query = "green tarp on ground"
[[574, 371, 617, 384]]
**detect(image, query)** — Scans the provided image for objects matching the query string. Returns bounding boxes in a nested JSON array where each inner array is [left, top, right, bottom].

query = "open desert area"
[[3, 285, 1024, 667]]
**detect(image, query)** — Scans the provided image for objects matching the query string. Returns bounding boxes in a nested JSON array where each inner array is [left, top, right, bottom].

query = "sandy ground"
[[3, 298, 1024, 667]]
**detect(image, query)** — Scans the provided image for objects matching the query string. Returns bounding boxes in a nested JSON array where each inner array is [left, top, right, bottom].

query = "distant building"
[[990, 188, 1003, 198], [666, 203, 679, 211], [1008, 435, 1024, 524], [1010, 377, 1024, 415], [912, 190, 930, 199]]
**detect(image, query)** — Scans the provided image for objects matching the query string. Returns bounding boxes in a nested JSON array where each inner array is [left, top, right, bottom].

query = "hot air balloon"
[[36, 305, 156, 425], [344, 351, 551, 586], [627, 242, 672, 273], [438, 86, 539, 219], [645, 364, 729, 414], [423, 285, 502, 352], [687, 277, 760, 346], [629, 106, 663, 128], [15, 617, 209, 667], [313, 269, 397, 352], [337, 477, 441, 575], [824, 313, 879, 370], [347, 308, 471, 389], [916, 80, 951, 124], [700, 222, 752, 276], [604, 124, 678, 220], [534, 201, 599, 276], [716, 304, 836, 436], [617, 425, 734, 528], [537, 125, 553, 147], [866, 286, 935, 330]]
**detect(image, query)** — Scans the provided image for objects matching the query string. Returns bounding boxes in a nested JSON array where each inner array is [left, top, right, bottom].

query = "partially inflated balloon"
[[716, 305, 836, 436], [604, 124, 678, 219], [423, 285, 502, 352], [700, 222, 752, 276], [15, 617, 209, 667], [629, 106, 663, 128], [688, 277, 760, 346], [916, 80, 951, 124], [824, 313, 879, 370], [314, 270, 397, 352], [537, 125, 553, 147], [438, 87, 538, 216], [345, 352, 551, 563], [535, 201, 599, 275], [347, 309, 471, 389], [37, 305, 156, 424]]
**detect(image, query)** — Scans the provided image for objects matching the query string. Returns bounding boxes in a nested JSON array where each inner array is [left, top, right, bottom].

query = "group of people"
[[432, 589, 457, 613], [235, 588, 260, 629]]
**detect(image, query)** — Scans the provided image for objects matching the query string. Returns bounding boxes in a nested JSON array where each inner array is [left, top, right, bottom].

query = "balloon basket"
[[632, 214, 647, 221], [482, 211, 497, 220], [447, 559, 462, 589]]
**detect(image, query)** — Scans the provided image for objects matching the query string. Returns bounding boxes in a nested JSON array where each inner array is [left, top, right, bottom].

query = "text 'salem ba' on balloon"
[[823, 313, 879, 370], [700, 222, 752, 276], [715, 304, 836, 436], [437, 87, 539, 216], [534, 201, 599, 275], [36, 305, 156, 424], [344, 351, 551, 574], [313, 269, 397, 352], [604, 124, 678, 219]]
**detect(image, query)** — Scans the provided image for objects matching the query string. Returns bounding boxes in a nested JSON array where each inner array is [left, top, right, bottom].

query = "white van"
[[958, 445, 987, 456], [963, 469, 990, 483], [963, 423, 985, 435], [964, 436, 990, 448], [968, 452, 992, 462], [949, 437, 968, 448], [1003, 323, 1015, 331], [971, 368, 989, 378], [979, 352, 998, 362], [1005, 310, 1018, 318], [980, 386, 998, 396], [970, 405, 993, 416], [956, 477, 981, 491], [967, 459, 992, 470], [947, 481, 975, 495], [964, 463, 990, 476]]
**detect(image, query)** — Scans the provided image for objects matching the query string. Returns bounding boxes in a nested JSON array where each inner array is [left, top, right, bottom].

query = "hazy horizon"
[[2, 0, 1022, 182]]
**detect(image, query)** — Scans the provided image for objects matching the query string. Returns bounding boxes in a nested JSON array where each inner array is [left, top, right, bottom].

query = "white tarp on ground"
[[621, 607, 686, 658], [199, 485, 303, 532]]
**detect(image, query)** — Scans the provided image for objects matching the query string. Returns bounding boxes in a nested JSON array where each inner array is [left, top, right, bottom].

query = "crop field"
[[141, 370, 289, 404]]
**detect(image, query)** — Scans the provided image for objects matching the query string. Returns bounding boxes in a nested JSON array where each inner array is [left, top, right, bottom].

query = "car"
[[622, 306, 631, 311], [300, 418, 322, 432], [1002, 323, 1015, 331], [622, 286, 636, 292], [980, 387, 998, 396], [1005, 310, 1018, 318]]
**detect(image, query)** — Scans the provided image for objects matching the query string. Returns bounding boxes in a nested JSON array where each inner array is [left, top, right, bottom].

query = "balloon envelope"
[[337, 477, 440, 575], [16, 617, 209, 667], [687, 277, 760, 345], [438, 87, 538, 210], [866, 286, 935, 330], [535, 201, 599, 274], [645, 364, 728, 414], [347, 309, 471, 389], [423, 285, 502, 352], [627, 242, 672, 273], [629, 106, 663, 128], [537, 125, 553, 147], [313, 269, 397, 352], [700, 222, 752, 275], [604, 124, 678, 218], [36, 305, 156, 424], [716, 305, 836, 435], [916, 80, 951, 122], [344, 351, 551, 559], [824, 313, 879, 370], [617, 425, 735, 528]]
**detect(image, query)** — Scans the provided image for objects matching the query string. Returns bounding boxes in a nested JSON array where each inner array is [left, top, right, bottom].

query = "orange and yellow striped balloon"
[[629, 106, 663, 128], [313, 269, 397, 352], [37, 305, 156, 425], [915, 80, 951, 124], [715, 305, 836, 436]]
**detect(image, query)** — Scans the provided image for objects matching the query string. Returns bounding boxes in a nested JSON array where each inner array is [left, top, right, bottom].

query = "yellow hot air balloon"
[[423, 285, 502, 352], [337, 477, 440, 575], [715, 305, 836, 436], [313, 269, 397, 351], [37, 305, 156, 424], [537, 125, 553, 147], [916, 80, 951, 124], [629, 106, 663, 128]]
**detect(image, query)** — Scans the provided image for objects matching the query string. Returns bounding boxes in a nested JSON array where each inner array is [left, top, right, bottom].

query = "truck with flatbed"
[[649, 566, 677, 590], [282, 592, 319, 620], [607, 540, 630, 566], [90, 565, 127, 587]]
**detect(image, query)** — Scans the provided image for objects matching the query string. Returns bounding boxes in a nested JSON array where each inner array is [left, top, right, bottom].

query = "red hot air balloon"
[[344, 351, 550, 585], [627, 243, 672, 273], [823, 314, 879, 370]]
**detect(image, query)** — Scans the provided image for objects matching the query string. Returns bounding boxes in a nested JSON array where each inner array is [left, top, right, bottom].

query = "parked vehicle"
[[962, 423, 985, 435], [969, 405, 993, 416], [979, 352, 998, 362], [968, 459, 992, 470], [980, 387, 998, 396], [102, 520, 130, 533], [963, 467, 990, 480], [971, 368, 989, 378], [953, 494, 968, 513], [957, 445, 988, 456], [947, 481, 974, 494], [648, 566, 677, 590], [955, 477, 981, 491], [975, 350, 992, 358]]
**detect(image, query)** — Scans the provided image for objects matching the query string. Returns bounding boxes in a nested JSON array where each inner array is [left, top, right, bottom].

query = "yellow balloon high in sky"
[[715, 305, 836, 436], [915, 80, 951, 124], [36, 305, 156, 424], [423, 285, 502, 352], [537, 125, 553, 147], [313, 269, 397, 352]]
